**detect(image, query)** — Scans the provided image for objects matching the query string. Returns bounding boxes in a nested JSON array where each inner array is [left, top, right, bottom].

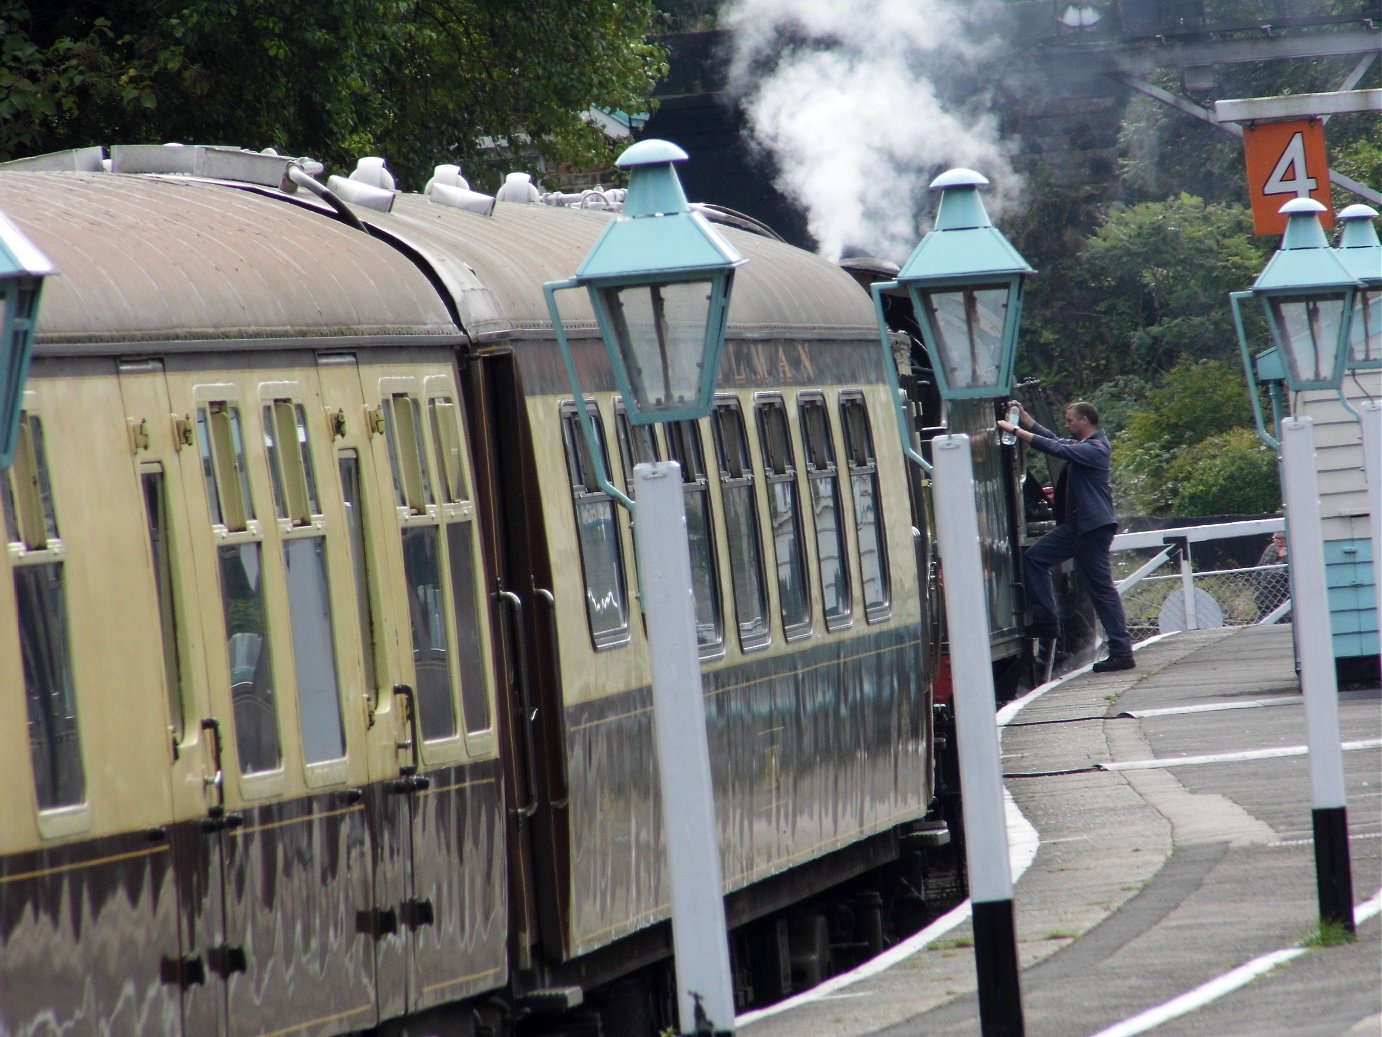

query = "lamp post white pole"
[[932, 434, 1025, 1035], [1279, 417, 1355, 932], [635, 460, 736, 1033], [1362, 400, 1382, 667]]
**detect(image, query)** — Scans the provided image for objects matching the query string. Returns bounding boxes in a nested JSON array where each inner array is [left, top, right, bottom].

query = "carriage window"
[[841, 394, 891, 621], [614, 404, 660, 497], [757, 397, 811, 638], [284, 535, 345, 763], [399, 523, 456, 741], [711, 400, 769, 650], [5, 414, 85, 810], [429, 398, 469, 503], [199, 402, 254, 531], [560, 401, 630, 649], [667, 419, 722, 655], [264, 399, 345, 764], [141, 467, 187, 744], [800, 395, 851, 630], [385, 393, 457, 741], [432, 393, 490, 735], [339, 452, 379, 700], [199, 401, 282, 774], [383, 393, 434, 514], [264, 401, 321, 524]]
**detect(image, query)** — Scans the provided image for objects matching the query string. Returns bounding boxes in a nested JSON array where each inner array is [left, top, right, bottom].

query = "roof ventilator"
[[325, 156, 397, 213], [495, 171, 541, 203], [425, 163, 495, 216]]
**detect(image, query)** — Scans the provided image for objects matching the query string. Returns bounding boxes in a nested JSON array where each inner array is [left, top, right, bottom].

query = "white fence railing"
[[1111, 517, 1290, 643]]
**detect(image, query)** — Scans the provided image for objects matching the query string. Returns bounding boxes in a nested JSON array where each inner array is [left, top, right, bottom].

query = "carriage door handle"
[[498, 587, 539, 818]]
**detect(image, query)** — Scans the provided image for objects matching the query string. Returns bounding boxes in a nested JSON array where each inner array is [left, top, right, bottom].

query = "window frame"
[[711, 396, 771, 652], [560, 398, 633, 651], [666, 418, 725, 659], [840, 391, 893, 624], [3, 406, 89, 835], [755, 393, 813, 641], [798, 392, 853, 632]]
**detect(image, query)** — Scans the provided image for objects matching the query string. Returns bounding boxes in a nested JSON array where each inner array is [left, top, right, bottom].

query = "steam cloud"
[[722, 0, 1023, 263]]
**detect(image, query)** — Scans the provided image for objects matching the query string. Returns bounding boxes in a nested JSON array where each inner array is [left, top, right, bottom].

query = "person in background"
[[997, 400, 1135, 673], [1254, 530, 1290, 621]]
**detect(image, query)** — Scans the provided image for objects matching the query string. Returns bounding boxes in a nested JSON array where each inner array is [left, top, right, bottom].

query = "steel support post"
[[932, 435, 1025, 1036], [1280, 418, 1356, 932], [634, 461, 736, 1033]]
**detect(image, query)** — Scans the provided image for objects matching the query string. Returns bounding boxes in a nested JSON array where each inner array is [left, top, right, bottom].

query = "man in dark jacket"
[[997, 400, 1134, 672]]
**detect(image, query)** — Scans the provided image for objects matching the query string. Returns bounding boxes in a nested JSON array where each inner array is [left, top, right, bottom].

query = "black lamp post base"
[[973, 898, 1025, 1036], [1313, 805, 1356, 933]]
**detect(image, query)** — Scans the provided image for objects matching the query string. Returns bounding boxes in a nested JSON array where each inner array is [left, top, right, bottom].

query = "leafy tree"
[[1087, 374, 1153, 440], [1169, 426, 1281, 518], [1079, 194, 1269, 376], [1006, 166, 1118, 394], [1112, 357, 1258, 515], [0, 0, 666, 191]]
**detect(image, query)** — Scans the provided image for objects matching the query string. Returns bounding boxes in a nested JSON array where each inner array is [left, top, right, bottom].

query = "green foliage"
[[1169, 427, 1281, 518], [1112, 357, 1264, 515], [1332, 136, 1382, 200], [1087, 375, 1153, 440], [0, 0, 667, 190], [1006, 166, 1119, 392], [1303, 917, 1357, 949], [1080, 194, 1269, 376]]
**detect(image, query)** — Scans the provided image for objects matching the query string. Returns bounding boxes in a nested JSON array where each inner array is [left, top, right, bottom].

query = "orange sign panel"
[[1242, 119, 1333, 237]]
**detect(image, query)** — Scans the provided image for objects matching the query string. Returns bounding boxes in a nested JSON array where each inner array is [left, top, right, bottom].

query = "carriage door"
[[463, 350, 549, 969], [376, 372, 506, 1013], [317, 355, 413, 1020], [116, 360, 227, 1037]]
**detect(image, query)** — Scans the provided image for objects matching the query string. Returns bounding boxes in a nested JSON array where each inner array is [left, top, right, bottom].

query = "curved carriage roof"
[[0, 171, 460, 353], [361, 195, 880, 343], [0, 166, 879, 355]]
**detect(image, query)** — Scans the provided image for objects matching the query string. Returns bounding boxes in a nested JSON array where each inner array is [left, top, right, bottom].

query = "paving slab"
[[739, 625, 1382, 1037]]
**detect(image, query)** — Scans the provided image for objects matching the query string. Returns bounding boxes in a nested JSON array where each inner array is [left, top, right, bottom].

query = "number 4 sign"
[[1242, 118, 1333, 237]]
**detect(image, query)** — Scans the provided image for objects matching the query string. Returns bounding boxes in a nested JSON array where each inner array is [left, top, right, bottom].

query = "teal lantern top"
[[575, 139, 745, 424], [1252, 197, 1361, 391], [894, 168, 1034, 401], [1336, 203, 1380, 370], [0, 210, 57, 467]]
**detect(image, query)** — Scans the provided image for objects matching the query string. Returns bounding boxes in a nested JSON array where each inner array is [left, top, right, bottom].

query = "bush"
[[1170, 428, 1281, 518]]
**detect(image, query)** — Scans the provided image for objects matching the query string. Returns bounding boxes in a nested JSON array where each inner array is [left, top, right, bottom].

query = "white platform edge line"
[[1087, 887, 1382, 1037]]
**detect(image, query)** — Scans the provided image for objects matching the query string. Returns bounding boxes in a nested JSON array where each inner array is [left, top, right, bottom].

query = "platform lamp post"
[[545, 138, 744, 1036], [1335, 204, 1382, 655], [1230, 196, 1362, 934], [870, 168, 1034, 1036], [0, 211, 57, 468]]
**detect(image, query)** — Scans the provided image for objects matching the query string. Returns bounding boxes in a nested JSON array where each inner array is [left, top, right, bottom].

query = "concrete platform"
[[739, 624, 1382, 1037]]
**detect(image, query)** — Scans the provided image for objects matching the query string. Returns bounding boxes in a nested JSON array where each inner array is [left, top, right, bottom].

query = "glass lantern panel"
[[597, 280, 714, 417], [916, 285, 1009, 394], [1347, 288, 1380, 367], [1266, 293, 1348, 386]]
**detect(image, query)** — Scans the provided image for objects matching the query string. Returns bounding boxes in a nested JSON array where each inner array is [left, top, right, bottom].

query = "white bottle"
[[1000, 402, 1020, 446]]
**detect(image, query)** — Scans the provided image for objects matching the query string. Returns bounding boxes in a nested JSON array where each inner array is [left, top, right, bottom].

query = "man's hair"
[[1068, 401, 1100, 426]]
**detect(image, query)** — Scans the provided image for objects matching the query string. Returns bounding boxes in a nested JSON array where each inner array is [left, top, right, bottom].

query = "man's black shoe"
[[1092, 655, 1135, 673], [1024, 621, 1059, 640]]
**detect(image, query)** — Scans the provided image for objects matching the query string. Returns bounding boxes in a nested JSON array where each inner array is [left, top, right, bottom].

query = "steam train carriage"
[[0, 149, 941, 1037]]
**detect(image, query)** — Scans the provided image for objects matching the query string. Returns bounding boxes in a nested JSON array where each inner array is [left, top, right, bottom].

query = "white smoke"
[[722, 0, 1023, 263]]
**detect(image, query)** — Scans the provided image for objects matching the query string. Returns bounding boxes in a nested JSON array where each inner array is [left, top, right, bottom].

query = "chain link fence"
[[1108, 519, 1290, 644], [1120, 562, 1290, 643]]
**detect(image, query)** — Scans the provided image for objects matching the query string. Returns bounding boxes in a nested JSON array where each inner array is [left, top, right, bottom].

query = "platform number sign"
[[1242, 118, 1333, 237]]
